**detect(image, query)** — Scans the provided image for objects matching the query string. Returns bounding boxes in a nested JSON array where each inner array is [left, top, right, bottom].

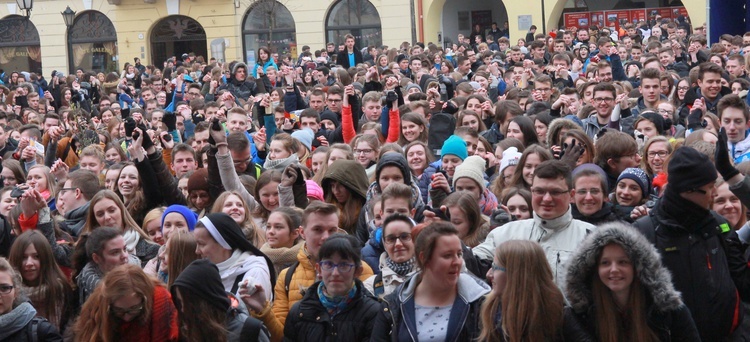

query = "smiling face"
[[421, 235, 463, 286], [573, 175, 605, 217], [646, 141, 669, 174], [383, 220, 415, 263], [598, 243, 634, 304], [531, 176, 571, 220], [26, 168, 48, 193], [162, 212, 189, 243], [615, 178, 643, 206], [401, 120, 423, 142], [713, 182, 743, 227], [522, 153, 542, 186], [259, 182, 280, 211], [117, 165, 140, 198]]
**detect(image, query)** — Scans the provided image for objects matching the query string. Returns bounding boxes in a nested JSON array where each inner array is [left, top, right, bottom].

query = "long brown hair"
[[478, 240, 564, 342], [442, 191, 488, 248], [591, 243, 660, 342], [253, 170, 282, 221], [174, 283, 228, 342], [74, 264, 158, 342], [166, 231, 199, 290], [508, 145, 553, 189], [82, 189, 151, 241], [8, 231, 72, 328], [113, 162, 147, 222]]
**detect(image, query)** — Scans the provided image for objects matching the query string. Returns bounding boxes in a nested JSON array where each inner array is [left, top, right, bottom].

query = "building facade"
[[0, 0, 710, 78]]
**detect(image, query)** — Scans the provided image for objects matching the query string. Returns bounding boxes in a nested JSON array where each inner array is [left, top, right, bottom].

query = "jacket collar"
[[533, 205, 574, 232]]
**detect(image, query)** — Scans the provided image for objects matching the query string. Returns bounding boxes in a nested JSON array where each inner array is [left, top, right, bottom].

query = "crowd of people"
[[0, 13, 750, 341]]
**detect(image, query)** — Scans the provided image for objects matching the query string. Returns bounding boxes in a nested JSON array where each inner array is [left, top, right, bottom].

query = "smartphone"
[[10, 187, 25, 198]]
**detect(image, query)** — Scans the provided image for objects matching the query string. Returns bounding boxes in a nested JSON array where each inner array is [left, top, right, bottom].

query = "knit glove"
[[138, 124, 155, 151], [385, 90, 398, 103], [716, 128, 740, 180], [162, 112, 177, 132], [124, 117, 137, 138], [559, 139, 584, 169], [192, 112, 206, 124]]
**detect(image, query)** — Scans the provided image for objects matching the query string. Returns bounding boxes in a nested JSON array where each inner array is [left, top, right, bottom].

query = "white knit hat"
[[453, 155, 487, 192], [499, 147, 522, 174]]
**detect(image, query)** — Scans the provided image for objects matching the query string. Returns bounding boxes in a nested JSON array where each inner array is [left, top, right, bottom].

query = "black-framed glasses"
[[384, 233, 412, 245], [0, 284, 14, 294], [110, 299, 145, 318], [318, 261, 355, 273], [530, 188, 570, 198]]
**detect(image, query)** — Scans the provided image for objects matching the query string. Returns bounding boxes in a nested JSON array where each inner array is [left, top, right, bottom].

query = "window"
[[67, 11, 118, 74], [242, 1, 297, 65], [326, 0, 382, 49], [0, 16, 41, 75]]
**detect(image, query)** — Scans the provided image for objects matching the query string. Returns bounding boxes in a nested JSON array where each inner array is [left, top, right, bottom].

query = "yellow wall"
[[0, 0, 412, 77], [421, 0, 706, 43]]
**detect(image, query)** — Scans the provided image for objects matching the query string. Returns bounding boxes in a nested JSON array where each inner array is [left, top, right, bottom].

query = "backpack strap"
[[239, 316, 262, 341], [373, 273, 384, 297], [284, 261, 300, 296], [230, 272, 247, 294], [28, 317, 41, 342]]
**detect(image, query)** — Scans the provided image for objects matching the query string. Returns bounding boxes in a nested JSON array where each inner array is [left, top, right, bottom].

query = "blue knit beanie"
[[162, 204, 199, 232], [617, 168, 651, 197], [441, 135, 468, 160]]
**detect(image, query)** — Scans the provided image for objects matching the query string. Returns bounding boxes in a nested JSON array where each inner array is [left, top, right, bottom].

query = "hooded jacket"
[[473, 206, 595, 287], [566, 222, 700, 342], [370, 272, 490, 342], [219, 62, 258, 101], [322, 160, 369, 238]]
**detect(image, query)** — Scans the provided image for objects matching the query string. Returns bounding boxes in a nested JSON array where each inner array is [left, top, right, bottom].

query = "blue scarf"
[[317, 282, 357, 318]]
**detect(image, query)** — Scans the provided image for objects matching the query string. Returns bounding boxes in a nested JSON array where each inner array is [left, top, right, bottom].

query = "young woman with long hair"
[[478, 240, 591, 342], [8, 231, 73, 330], [322, 159, 369, 237], [211, 191, 265, 247], [260, 206, 303, 277], [311, 143, 353, 185], [352, 133, 381, 178], [508, 145, 553, 190], [371, 222, 490, 341], [404, 140, 434, 180], [82, 190, 160, 266], [252, 46, 278, 79], [397, 112, 428, 146], [263, 133, 300, 171], [441, 191, 490, 248], [506, 115, 539, 148], [712, 179, 747, 230], [0, 257, 63, 340], [253, 170, 282, 227], [26, 165, 57, 208], [74, 264, 179, 342], [1, 159, 26, 186], [566, 222, 700, 341], [114, 162, 150, 225], [165, 230, 199, 290]]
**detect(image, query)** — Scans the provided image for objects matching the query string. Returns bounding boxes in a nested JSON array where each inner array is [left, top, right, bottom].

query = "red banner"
[[564, 12, 590, 29], [648, 8, 673, 20]]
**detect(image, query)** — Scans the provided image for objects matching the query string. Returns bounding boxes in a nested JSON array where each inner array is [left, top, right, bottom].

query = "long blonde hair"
[[211, 191, 266, 247], [478, 240, 564, 342]]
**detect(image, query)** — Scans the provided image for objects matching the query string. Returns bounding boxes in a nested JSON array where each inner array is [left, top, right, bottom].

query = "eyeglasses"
[[647, 151, 669, 158], [530, 188, 570, 198], [677, 86, 689, 91], [110, 300, 144, 318], [658, 109, 674, 115], [0, 284, 13, 294], [384, 233, 412, 245], [575, 188, 602, 196], [327, 99, 342, 103], [318, 261, 356, 273], [354, 148, 374, 155], [592, 97, 614, 103], [491, 263, 506, 272]]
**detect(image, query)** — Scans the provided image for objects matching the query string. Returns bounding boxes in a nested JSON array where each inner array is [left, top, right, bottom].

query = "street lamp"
[[62, 6, 76, 28], [16, 0, 32, 18]]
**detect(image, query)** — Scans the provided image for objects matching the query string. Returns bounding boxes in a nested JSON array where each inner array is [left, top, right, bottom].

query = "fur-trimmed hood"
[[565, 222, 683, 314]]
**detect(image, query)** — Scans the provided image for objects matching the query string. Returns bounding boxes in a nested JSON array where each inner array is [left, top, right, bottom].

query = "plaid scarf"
[[385, 256, 416, 277], [317, 282, 357, 318]]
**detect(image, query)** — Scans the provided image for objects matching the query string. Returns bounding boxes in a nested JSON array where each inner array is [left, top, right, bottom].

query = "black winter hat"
[[376, 153, 412, 187], [171, 259, 230, 313], [637, 112, 667, 136], [667, 146, 717, 193], [320, 110, 340, 128]]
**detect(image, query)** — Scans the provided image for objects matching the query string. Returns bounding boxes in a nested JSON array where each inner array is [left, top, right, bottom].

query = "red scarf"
[[117, 285, 179, 342]]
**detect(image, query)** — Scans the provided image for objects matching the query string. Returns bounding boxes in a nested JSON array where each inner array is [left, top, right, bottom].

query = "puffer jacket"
[[370, 272, 490, 342], [473, 206, 595, 287], [633, 188, 750, 342], [256, 245, 374, 342], [283, 280, 379, 341], [566, 222, 701, 341]]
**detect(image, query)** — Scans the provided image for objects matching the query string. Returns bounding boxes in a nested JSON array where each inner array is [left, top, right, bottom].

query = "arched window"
[[242, 1, 296, 66], [326, 0, 382, 49], [67, 11, 118, 74], [150, 15, 207, 67], [0, 15, 42, 75]]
